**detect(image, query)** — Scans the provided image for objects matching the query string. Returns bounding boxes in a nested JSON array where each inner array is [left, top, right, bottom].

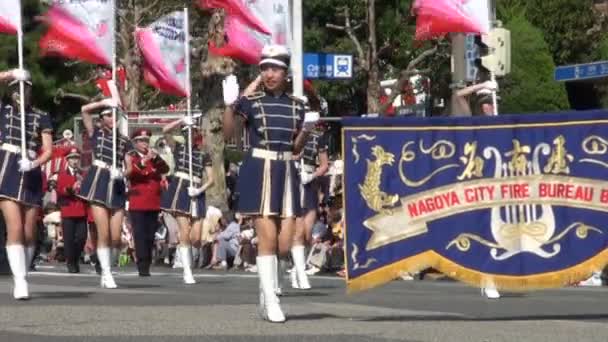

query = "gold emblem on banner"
[[359, 146, 399, 215], [580, 135, 608, 168], [447, 142, 601, 260], [399, 141, 459, 187]]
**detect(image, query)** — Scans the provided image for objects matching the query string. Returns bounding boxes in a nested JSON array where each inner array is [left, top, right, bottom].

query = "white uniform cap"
[[259, 45, 291, 69]]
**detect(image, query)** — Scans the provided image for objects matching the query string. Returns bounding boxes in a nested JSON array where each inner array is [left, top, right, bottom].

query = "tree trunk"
[[197, 10, 237, 212], [366, 0, 381, 114], [118, 1, 142, 111], [367, 64, 381, 114]]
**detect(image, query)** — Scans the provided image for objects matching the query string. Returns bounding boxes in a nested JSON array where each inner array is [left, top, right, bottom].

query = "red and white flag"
[[414, 0, 489, 40], [200, 0, 290, 64], [0, 0, 21, 35], [197, 0, 271, 35], [136, 11, 189, 97], [39, 0, 114, 65]]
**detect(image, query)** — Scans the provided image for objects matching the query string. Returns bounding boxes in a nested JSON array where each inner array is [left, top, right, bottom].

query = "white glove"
[[101, 98, 118, 108], [222, 74, 240, 106], [301, 172, 316, 185], [18, 159, 35, 172], [110, 167, 123, 180], [188, 186, 203, 197], [303, 111, 320, 131], [182, 113, 203, 126], [11, 69, 30, 82], [482, 80, 498, 91]]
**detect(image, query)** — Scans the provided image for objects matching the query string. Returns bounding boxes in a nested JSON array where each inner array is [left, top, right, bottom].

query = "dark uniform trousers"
[[62, 218, 88, 268], [130, 210, 159, 270]]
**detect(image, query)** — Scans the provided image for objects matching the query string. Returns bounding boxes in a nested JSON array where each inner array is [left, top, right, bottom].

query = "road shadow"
[[33, 291, 94, 300], [287, 313, 341, 321], [282, 291, 329, 298], [118, 284, 163, 289], [355, 313, 608, 322]]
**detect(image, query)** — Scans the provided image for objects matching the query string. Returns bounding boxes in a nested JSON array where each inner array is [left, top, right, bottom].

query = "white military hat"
[[259, 45, 291, 69]]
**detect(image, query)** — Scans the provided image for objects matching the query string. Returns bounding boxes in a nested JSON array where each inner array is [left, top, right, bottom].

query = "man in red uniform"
[[125, 129, 170, 277], [56, 147, 88, 273]]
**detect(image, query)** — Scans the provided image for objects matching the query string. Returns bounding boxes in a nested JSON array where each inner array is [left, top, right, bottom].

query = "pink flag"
[[205, 0, 290, 64], [209, 15, 265, 65], [414, 0, 489, 40], [136, 11, 188, 97], [197, 0, 271, 35], [0, 0, 21, 35], [39, 0, 114, 65]]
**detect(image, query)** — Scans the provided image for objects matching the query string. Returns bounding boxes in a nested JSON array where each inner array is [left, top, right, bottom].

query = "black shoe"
[[138, 262, 151, 277], [67, 263, 79, 274]]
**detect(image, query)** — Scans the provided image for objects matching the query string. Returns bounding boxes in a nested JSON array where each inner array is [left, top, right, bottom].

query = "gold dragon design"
[[359, 146, 400, 215]]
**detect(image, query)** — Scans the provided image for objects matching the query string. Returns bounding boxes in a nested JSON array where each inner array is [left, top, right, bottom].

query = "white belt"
[[92, 160, 111, 169], [251, 148, 293, 161], [174, 171, 202, 183], [301, 164, 316, 173], [1, 143, 35, 156]]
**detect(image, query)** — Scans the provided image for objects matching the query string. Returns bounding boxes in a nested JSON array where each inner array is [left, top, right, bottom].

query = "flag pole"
[[184, 7, 196, 217], [290, 0, 304, 98], [111, 0, 118, 171], [17, 5, 26, 161]]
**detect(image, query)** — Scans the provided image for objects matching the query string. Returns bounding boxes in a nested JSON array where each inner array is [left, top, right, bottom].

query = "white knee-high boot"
[[257, 255, 285, 323], [97, 247, 117, 289], [291, 245, 311, 290], [6, 245, 29, 300], [179, 246, 196, 285]]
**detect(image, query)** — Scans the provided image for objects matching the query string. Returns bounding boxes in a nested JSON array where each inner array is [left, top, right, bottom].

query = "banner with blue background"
[[343, 111, 608, 292]]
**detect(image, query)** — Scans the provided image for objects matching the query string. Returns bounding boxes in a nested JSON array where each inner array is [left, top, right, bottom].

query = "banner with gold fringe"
[[343, 111, 608, 293]]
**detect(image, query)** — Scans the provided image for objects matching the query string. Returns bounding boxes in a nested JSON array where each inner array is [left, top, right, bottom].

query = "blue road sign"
[[304, 53, 353, 80], [555, 61, 608, 82]]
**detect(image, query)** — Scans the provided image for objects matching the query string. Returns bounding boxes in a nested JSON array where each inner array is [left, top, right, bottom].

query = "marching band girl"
[[78, 98, 130, 289], [160, 117, 214, 285], [292, 123, 330, 290], [222, 45, 317, 323], [0, 69, 53, 299]]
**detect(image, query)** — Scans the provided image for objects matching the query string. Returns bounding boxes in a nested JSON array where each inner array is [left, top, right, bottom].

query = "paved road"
[[1, 265, 608, 342]]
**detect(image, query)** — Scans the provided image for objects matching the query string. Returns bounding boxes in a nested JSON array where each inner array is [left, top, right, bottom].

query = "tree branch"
[[326, 7, 368, 71], [380, 46, 438, 114], [53, 89, 96, 105]]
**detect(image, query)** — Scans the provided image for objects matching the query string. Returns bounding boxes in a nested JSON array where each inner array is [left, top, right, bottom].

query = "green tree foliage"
[[499, 16, 569, 114], [524, 0, 606, 65]]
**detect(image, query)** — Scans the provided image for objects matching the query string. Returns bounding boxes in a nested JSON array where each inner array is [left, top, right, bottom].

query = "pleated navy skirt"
[[78, 165, 127, 210], [160, 176, 206, 219], [0, 149, 44, 207], [236, 155, 301, 218], [300, 178, 321, 212]]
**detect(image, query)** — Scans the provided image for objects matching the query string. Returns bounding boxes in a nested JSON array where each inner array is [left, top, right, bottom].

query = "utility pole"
[[450, 33, 468, 116]]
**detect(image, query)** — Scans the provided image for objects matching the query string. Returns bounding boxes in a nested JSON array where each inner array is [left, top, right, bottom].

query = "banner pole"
[[184, 8, 196, 217], [17, 6, 26, 161], [490, 72, 498, 116], [111, 0, 118, 171]]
